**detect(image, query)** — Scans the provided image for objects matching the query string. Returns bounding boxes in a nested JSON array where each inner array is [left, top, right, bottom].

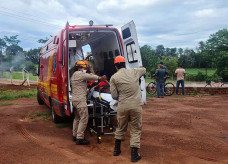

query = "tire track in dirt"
[[15, 115, 124, 163], [15, 123, 94, 163], [15, 123, 40, 145]]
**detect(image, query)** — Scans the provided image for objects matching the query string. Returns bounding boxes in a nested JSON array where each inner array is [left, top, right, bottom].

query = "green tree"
[[178, 48, 195, 68], [206, 29, 228, 52], [198, 41, 206, 52], [165, 47, 170, 56], [215, 51, 228, 81], [164, 47, 177, 57], [5, 45, 23, 56], [0, 38, 6, 53], [3, 35, 23, 57], [4, 35, 20, 46], [162, 56, 178, 79], [170, 48, 177, 57], [0, 38, 6, 63], [191, 52, 202, 68], [38, 36, 52, 44], [178, 55, 188, 68], [38, 38, 49, 44], [183, 48, 195, 56], [25, 48, 40, 64], [24, 60, 37, 72], [178, 48, 183, 56], [155, 44, 165, 58], [140, 45, 158, 77]]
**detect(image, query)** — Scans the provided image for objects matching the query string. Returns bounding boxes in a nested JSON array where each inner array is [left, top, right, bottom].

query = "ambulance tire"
[[51, 105, 62, 123], [37, 92, 44, 105]]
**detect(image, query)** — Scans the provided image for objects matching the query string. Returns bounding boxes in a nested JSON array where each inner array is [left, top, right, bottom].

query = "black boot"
[[131, 147, 141, 162], [113, 139, 121, 156], [76, 139, 90, 145], [72, 136, 77, 142]]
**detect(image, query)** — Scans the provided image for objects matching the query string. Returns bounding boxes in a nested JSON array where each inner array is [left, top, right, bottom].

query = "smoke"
[[0, 52, 26, 72]]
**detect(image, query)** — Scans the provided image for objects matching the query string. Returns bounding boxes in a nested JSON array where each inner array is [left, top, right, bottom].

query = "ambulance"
[[37, 20, 146, 123]]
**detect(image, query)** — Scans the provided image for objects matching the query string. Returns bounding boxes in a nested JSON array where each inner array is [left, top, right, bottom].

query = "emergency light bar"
[[69, 20, 113, 28], [69, 24, 113, 28]]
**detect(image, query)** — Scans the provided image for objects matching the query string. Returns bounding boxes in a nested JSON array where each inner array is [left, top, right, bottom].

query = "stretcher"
[[87, 88, 117, 143]]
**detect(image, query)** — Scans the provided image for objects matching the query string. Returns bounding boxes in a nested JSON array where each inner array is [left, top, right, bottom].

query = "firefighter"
[[71, 60, 107, 145], [110, 56, 146, 162], [82, 59, 95, 74]]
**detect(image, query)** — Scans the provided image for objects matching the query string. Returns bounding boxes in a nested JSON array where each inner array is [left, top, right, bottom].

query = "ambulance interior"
[[68, 30, 121, 112], [68, 30, 121, 79]]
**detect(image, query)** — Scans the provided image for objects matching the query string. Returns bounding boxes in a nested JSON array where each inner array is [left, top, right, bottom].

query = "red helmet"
[[114, 56, 125, 64]]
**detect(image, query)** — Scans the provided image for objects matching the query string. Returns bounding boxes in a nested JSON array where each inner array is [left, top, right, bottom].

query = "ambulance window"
[[126, 41, 138, 63], [54, 37, 59, 44], [62, 44, 65, 66], [131, 43, 138, 61], [122, 27, 131, 39], [104, 52, 108, 59], [38, 56, 40, 76], [109, 51, 113, 58], [53, 36, 57, 44], [82, 44, 91, 59], [115, 49, 119, 56], [63, 30, 66, 40]]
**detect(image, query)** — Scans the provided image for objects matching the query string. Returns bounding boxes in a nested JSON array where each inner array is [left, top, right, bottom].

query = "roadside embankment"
[[177, 87, 228, 95]]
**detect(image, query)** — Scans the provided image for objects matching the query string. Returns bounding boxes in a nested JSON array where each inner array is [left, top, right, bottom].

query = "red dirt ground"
[[0, 83, 36, 91], [1, 84, 228, 163]]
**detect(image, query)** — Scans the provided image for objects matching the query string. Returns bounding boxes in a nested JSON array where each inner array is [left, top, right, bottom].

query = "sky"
[[0, 0, 228, 51]]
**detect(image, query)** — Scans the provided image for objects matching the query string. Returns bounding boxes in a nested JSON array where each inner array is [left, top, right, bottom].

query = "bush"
[[216, 51, 228, 82], [24, 61, 37, 72], [195, 72, 206, 81], [219, 68, 228, 82], [185, 72, 221, 81], [185, 74, 195, 81]]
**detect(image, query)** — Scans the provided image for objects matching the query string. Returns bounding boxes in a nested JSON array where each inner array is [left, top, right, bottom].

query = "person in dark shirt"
[[155, 65, 169, 98], [160, 61, 167, 91], [160, 61, 167, 71]]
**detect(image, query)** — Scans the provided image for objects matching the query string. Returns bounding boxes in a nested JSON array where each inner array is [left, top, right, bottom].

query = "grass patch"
[[0, 88, 37, 101], [29, 111, 51, 120], [185, 68, 216, 76], [1, 72, 37, 81], [56, 123, 70, 128], [0, 102, 19, 106]]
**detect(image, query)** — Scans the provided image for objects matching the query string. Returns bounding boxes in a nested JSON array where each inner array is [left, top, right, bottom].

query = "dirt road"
[[1, 92, 228, 163]]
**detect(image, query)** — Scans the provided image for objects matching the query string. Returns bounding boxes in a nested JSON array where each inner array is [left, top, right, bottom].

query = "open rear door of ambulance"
[[121, 20, 146, 104]]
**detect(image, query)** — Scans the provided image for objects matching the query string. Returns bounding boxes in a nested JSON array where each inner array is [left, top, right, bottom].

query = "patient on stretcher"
[[88, 80, 110, 93], [87, 79, 117, 112]]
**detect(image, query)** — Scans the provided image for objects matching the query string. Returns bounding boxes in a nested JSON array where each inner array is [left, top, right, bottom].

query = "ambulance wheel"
[[37, 92, 44, 105], [51, 105, 62, 123]]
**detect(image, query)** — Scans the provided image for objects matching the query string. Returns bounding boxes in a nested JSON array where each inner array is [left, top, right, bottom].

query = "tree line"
[[0, 29, 227, 81], [140, 29, 228, 81], [0, 35, 48, 72]]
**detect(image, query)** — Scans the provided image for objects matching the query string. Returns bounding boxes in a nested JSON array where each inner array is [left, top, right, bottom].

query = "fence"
[[0, 68, 37, 86]]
